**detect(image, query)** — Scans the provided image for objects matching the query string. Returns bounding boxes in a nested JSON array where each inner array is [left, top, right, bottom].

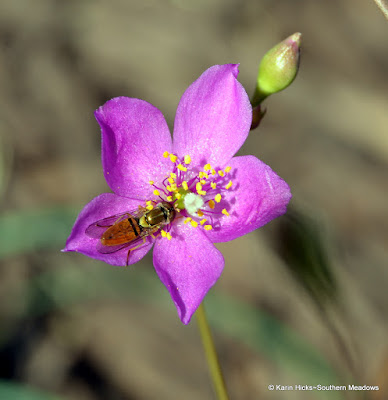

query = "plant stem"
[[372, 0, 388, 21], [195, 302, 230, 400]]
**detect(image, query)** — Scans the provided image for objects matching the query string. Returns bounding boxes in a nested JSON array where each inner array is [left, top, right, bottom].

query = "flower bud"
[[252, 32, 301, 107]]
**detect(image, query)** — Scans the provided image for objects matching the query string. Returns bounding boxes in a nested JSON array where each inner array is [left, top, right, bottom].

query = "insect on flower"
[[85, 201, 176, 265]]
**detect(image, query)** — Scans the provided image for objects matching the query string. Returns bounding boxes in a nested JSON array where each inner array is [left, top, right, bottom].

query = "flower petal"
[[205, 155, 291, 242], [95, 97, 173, 199], [172, 64, 252, 168], [63, 193, 153, 266], [153, 223, 224, 324]]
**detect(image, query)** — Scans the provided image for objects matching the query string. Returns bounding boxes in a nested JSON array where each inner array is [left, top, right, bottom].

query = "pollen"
[[222, 208, 230, 216], [218, 170, 225, 177], [204, 225, 213, 231], [215, 193, 222, 203], [149, 180, 154, 185], [184, 217, 192, 224], [166, 232, 172, 240], [146, 204, 154, 211], [161, 229, 167, 237], [196, 182, 203, 193], [168, 177, 175, 184], [169, 154, 178, 163], [204, 163, 212, 171], [200, 180, 206, 185], [182, 181, 189, 191], [177, 164, 187, 172], [175, 193, 182, 200], [200, 218, 207, 225], [225, 166, 232, 173], [197, 210, 204, 217], [211, 182, 217, 189], [166, 196, 173, 202], [153, 189, 160, 196], [184, 155, 191, 164], [225, 180, 233, 189], [211, 169, 216, 175], [170, 172, 177, 179], [208, 200, 215, 209], [163, 151, 169, 158], [166, 185, 172, 192], [190, 220, 198, 228]]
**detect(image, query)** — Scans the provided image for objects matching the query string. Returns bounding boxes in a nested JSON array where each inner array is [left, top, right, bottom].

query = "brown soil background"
[[1, 1, 388, 399]]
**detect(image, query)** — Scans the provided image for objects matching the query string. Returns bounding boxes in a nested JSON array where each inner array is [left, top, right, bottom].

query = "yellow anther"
[[168, 177, 175, 184], [199, 190, 207, 196], [190, 220, 198, 228], [200, 179, 206, 185], [177, 164, 187, 172], [204, 163, 212, 171], [184, 155, 191, 165], [211, 182, 217, 189], [146, 200, 153, 205], [146, 204, 154, 211], [196, 182, 202, 193], [184, 217, 192, 224], [169, 154, 178, 163], [166, 232, 172, 240], [161, 229, 167, 237], [149, 180, 154, 185], [197, 210, 204, 217], [211, 169, 216, 175], [204, 225, 213, 231], [218, 170, 225, 177], [222, 208, 230, 216], [170, 172, 177, 179], [215, 193, 222, 203], [208, 200, 215, 209], [166, 185, 172, 192], [170, 183, 177, 191], [200, 218, 207, 225], [166, 196, 173, 202], [153, 189, 160, 196], [225, 166, 232, 173], [225, 180, 233, 189], [175, 193, 181, 200], [182, 181, 189, 191], [163, 151, 169, 158]]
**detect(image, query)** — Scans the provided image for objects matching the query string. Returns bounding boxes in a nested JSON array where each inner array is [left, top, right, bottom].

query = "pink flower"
[[63, 64, 291, 324]]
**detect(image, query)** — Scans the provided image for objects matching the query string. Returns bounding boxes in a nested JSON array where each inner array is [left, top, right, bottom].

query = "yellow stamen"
[[200, 218, 207, 225], [182, 181, 189, 191], [168, 177, 175, 184], [200, 179, 206, 185], [204, 225, 213, 231], [153, 189, 160, 196], [161, 229, 167, 237], [225, 180, 233, 189], [208, 200, 215, 209], [215, 193, 222, 203], [225, 166, 232, 173], [218, 170, 225, 177], [149, 180, 154, 185], [190, 220, 198, 228], [196, 182, 202, 193], [166, 196, 173, 202], [170, 172, 177, 179], [177, 164, 187, 172], [204, 163, 211, 171], [199, 190, 207, 196], [146, 200, 153, 205], [184, 217, 192, 224], [170, 183, 177, 191], [211, 182, 217, 189], [222, 208, 230, 216], [175, 193, 181, 199], [166, 232, 172, 240], [166, 185, 172, 192], [197, 210, 204, 217], [184, 155, 191, 165], [211, 169, 216, 175], [169, 154, 178, 163], [163, 151, 169, 158], [146, 204, 154, 211]]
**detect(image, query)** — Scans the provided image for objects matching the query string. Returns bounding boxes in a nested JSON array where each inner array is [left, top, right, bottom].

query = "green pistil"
[[174, 187, 191, 209]]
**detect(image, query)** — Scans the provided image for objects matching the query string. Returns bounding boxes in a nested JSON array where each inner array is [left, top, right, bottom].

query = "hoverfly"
[[86, 201, 176, 265]]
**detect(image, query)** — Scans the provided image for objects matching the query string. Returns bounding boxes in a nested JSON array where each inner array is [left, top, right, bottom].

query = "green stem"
[[195, 302, 230, 400]]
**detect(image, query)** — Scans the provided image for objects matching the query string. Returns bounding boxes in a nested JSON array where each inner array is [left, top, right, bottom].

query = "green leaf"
[[0, 207, 78, 258], [0, 380, 62, 400]]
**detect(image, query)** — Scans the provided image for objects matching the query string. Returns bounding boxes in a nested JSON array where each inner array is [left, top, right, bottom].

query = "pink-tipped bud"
[[252, 33, 301, 107]]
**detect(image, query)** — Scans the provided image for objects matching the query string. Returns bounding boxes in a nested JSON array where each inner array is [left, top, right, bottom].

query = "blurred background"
[[1, 0, 388, 399]]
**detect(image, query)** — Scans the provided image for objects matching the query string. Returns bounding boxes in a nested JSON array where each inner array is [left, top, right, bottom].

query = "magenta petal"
[[172, 64, 252, 168], [153, 223, 224, 324], [95, 97, 173, 199], [206, 155, 292, 243], [63, 193, 153, 266]]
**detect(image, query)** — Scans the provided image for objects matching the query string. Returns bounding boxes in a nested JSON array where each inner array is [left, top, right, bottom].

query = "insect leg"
[[125, 237, 147, 266]]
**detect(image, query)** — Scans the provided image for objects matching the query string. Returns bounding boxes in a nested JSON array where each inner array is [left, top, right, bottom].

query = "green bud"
[[252, 32, 301, 107]]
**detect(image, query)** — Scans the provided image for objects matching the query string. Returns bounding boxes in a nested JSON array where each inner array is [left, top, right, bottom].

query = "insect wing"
[[85, 211, 138, 239], [95, 240, 132, 254]]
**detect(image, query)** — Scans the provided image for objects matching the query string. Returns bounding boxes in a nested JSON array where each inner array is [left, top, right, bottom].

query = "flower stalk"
[[196, 302, 230, 400]]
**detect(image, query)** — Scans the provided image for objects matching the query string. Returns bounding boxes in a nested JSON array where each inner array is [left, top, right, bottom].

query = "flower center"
[[148, 151, 233, 238]]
